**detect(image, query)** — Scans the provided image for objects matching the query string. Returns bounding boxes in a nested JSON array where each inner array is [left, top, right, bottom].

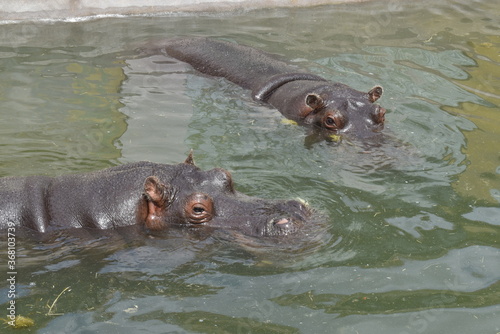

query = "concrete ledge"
[[0, 0, 367, 22]]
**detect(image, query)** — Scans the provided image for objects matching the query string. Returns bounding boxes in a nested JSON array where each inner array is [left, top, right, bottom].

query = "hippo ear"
[[184, 150, 195, 165], [305, 93, 324, 110], [143, 176, 174, 230], [368, 86, 383, 103], [143, 176, 171, 207]]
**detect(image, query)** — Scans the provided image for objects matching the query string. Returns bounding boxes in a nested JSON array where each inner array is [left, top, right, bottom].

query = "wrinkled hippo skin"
[[0, 154, 310, 237], [161, 37, 386, 139]]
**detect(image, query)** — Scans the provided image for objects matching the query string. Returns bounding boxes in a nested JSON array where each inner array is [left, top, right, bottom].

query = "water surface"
[[0, 0, 499, 333]]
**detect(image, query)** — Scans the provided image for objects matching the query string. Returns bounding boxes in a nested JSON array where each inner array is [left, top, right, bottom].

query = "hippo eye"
[[323, 113, 344, 130], [184, 193, 214, 224]]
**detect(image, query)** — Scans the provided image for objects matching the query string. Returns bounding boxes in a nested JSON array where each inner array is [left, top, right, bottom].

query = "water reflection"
[[0, 46, 127, 176]]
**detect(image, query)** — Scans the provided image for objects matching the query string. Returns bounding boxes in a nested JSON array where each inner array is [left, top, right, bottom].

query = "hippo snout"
[[268, 217, 299, 236], [259, 200, 311, 237]]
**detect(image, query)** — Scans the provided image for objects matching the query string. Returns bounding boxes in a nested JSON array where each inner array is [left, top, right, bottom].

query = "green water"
[[1, 0, 499, 333]]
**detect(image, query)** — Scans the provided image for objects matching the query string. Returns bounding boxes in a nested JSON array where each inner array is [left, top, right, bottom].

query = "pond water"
[[1, 0, 499, 333]]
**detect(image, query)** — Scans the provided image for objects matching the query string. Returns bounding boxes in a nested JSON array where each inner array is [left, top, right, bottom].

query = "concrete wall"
[[0, 0, 365, 21]]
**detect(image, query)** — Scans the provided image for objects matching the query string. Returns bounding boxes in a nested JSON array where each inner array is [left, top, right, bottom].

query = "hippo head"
[[138, 153, 312, 237], [301, 85, 386, 140]]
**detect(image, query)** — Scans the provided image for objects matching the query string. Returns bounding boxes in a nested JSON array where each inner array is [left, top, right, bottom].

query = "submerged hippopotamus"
[[0, 153, 311, 237], [160, 37, 386, 140]]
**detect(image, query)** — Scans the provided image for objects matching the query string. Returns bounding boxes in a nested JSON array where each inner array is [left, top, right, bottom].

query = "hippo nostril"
[[265, 217, 300, 236], [272, 217, 297, 229], [274, 218, 290, 225]]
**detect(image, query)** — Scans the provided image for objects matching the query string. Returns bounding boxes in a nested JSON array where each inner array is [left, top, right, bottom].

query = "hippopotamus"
[[160, 37, 386, 140], [0, 153, 311, 237]]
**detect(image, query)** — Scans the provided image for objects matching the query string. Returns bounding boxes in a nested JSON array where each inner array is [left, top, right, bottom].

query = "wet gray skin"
[[0, 153, 312, 237], [158, 37, 386, 140]]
